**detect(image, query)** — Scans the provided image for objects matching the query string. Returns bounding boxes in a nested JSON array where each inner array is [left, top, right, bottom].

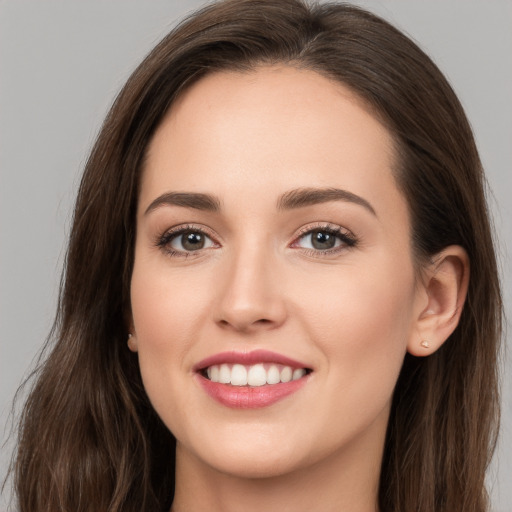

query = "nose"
[[213, 247, 287, 333]]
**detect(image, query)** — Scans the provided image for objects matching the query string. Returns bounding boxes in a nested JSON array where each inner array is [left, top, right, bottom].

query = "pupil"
[[312, 230, 335, 250], [182, 232, 204, 251]]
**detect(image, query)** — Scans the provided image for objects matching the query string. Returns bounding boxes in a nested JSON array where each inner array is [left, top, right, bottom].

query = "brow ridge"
[[144, 192, 221, 215], [277, 187, 376, 215], [145, 187, 375, 216]]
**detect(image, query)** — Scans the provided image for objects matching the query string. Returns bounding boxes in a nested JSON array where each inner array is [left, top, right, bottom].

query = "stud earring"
[[420, 339, 430, 349]]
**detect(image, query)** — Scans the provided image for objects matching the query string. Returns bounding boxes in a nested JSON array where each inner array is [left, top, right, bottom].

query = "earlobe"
[[407, 245, 469, 357], [127, 332, 138, 352], [125, 311, 138, 352]]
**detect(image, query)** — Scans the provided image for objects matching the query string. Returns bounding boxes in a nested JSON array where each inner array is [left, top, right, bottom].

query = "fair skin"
[[129, 66, 468, 512]]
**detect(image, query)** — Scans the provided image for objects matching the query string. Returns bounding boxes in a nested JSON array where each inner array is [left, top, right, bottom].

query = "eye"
[[293, 226, 357, 252], [158, 227, 217, 255], [170, 230, 215, 252], [300, 229, 340, 250]]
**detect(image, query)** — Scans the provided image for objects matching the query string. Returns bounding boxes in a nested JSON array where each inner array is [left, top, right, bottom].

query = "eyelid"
[[294, 222, 354, 239], [290, 222, 358, 252], [162, 223, 219, 239], [155, 223, 221, 256], [154, 221, 357, 258]]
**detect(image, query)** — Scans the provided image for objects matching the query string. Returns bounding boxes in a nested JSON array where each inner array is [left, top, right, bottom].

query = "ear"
[[125, 310, 138, 352], [126, 317, 138, 353], [128, 333, 139, 352], [407, 245, 469, 357], [127, 333, 138, 352]]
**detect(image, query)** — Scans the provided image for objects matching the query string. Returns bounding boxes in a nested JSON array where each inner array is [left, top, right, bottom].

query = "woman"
[[11, 1, 502, 511]]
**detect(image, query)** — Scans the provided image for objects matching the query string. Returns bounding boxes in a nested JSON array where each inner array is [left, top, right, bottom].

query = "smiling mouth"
[[201, 363, 312, 387], [196, 351, 313, 408]]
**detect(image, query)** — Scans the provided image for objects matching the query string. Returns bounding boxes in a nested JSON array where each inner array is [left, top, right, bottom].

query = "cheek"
[[296, 256, 416, 415], [130, 257, 211, 353], [129, 259, 208, 417], [300, 255, 415, 344]]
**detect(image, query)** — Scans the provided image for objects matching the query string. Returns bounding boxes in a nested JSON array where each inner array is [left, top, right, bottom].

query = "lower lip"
[[197, 374, 309, 409]]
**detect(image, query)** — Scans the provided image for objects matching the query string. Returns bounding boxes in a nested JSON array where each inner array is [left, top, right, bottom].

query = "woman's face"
[[130, 66, 427, 478]]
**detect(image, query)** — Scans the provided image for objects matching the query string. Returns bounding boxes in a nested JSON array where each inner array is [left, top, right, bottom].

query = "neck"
[[171, 414, 386, 512]]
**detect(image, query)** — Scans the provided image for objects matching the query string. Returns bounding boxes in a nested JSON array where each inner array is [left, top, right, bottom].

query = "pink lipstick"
[[195, 350, 312, 409]]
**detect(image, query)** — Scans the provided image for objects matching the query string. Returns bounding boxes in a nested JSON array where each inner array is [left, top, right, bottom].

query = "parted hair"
[[11, 1, 501, 511]]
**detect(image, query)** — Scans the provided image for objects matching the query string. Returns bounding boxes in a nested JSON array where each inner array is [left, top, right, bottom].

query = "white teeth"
[[292, 368, 306, 381], [230, 364, 247, 386], [266, 364, 281, 385], [280, 366, 293, 383], [219, 364, 231, 384], [205, 363, 308, 386], [247, 364, 267, 387], [209, 365, 219, 382]]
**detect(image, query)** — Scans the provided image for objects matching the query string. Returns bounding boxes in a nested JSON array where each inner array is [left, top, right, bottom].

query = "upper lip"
[[194, 349, 311, 372]]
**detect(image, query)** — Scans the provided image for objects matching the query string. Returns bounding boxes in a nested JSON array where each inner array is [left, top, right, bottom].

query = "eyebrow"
[[277, 187, 376, 216], [144, 187, 376, 216], [144, 192, 221, 215]]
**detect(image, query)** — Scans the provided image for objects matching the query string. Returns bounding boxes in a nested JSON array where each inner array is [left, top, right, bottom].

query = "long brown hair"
[[11, 1, 502, 511]]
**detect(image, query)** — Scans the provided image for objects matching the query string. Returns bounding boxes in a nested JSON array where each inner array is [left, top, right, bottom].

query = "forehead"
[[141, 66, 403, 220]]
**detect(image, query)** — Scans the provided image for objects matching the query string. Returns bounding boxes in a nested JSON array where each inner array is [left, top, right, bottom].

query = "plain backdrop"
[[1, 1, 511, 511]]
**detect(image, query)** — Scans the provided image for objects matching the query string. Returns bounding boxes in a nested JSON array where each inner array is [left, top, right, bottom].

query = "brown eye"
[[169, 230, 214, 252], [310, 230, 337, 250]]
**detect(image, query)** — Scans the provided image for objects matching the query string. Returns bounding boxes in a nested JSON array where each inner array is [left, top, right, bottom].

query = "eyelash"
[[292, 223, 358, 256], [155, 224, 218, 258], [155, 223, 358, 258]]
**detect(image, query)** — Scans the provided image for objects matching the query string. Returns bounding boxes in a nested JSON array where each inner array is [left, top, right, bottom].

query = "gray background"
[[1, 1, 510, 510]]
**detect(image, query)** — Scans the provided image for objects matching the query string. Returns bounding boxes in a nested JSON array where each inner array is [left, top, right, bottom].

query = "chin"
[[206, 449, 306, 480], [177, 424, 313, 479]]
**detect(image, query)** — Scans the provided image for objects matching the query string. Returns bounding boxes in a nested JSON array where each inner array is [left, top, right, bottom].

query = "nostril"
[[218, 317, 277, 332]]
